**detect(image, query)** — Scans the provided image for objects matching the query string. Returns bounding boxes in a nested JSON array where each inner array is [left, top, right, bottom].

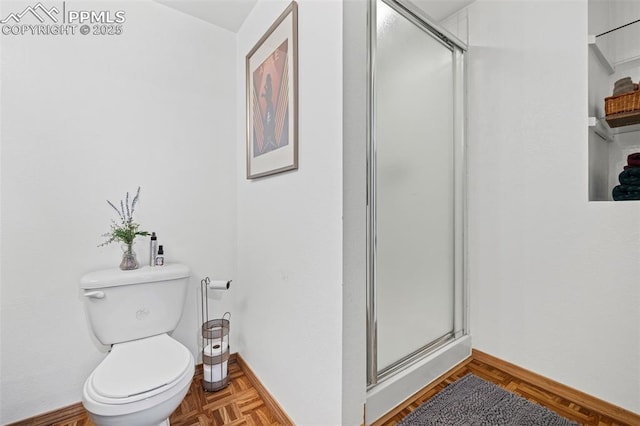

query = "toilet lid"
[[91, 334, 191, 399]]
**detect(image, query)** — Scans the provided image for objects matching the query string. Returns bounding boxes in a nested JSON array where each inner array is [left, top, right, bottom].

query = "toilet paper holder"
[[200, 277, 231, 392]]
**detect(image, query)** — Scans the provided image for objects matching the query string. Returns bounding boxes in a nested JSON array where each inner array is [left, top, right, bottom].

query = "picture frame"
[[246, 1, 298, 179]]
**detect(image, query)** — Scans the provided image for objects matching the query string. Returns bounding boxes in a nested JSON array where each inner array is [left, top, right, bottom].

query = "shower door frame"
[[366, 0, 469, 388]]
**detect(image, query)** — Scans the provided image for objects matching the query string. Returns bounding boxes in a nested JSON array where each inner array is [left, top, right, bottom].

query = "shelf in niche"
[[589, 116, 640, 140]]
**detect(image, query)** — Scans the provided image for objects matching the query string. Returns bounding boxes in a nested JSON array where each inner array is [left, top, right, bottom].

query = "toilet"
[[80, 264, 195, 426]]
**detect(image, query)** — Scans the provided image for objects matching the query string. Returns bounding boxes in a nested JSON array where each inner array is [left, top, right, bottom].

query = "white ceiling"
[[155, 0, 258, 33], [155, 0, 474, 34], [410, 0, 476, 22]]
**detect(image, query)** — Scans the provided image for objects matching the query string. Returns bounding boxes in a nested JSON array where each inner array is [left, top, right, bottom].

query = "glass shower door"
[[370, 0, 464, 381]]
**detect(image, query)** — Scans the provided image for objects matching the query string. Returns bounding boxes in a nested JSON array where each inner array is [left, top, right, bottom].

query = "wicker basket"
[[605, 90, 640, 128]]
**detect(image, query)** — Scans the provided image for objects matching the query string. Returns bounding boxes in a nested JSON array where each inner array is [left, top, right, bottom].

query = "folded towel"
[[614, 77, 635, 95], [612, 185, 640, 200], [619, 168, 640, 185], [628, 153, 640, 167], [614, 77, 632, 87]]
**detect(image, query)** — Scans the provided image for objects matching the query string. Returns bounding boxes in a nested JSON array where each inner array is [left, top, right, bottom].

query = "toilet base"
[[87, 411, 175, 426]]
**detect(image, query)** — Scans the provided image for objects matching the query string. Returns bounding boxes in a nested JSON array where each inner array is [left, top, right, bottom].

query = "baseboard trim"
[[6, 402, 86, 426], [236, 354, 295, 426], [472, 349, 640, 426]]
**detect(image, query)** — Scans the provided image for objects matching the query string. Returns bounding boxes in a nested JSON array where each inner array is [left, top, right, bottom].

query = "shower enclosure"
[[365, 0, 469, 421]]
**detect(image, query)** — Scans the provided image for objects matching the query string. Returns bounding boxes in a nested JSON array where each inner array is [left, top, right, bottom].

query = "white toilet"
[[80, 264, 195, 426]]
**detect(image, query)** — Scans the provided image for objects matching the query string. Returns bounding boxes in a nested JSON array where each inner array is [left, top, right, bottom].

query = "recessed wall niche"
[[588, 0, 640, 201]]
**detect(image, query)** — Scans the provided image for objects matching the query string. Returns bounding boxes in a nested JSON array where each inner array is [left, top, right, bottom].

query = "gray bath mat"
[[398, 373, 580, 425]]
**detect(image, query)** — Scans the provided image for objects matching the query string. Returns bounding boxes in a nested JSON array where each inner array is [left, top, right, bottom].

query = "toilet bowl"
[[82, 333, 195, 426]]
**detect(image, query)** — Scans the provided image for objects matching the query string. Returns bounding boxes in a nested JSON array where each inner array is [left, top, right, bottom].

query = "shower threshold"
[[365, 334, 471, 425]]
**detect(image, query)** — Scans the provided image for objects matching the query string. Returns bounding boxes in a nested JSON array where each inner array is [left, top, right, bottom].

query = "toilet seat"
[[86, 334, 192, 405]]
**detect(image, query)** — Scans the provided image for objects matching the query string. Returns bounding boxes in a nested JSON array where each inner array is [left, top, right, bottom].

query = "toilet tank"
[[80, 264, 190, 345]]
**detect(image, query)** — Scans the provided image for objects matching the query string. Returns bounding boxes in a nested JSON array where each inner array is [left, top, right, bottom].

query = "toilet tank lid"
[[80, 264, 190, 289]]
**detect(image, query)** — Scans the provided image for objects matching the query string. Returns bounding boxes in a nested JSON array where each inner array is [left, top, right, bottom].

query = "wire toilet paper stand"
[[200, 277, 231, 392]]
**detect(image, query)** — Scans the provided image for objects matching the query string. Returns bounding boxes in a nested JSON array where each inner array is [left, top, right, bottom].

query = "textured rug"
[[398, 373, 580, 425]]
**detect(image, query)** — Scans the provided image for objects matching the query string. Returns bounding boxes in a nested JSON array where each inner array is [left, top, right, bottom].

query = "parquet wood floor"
[[13, 351, 638, 426], [170, 361, 281, 426], [30, 360, 281, 426], [376, 356, 635, 426]]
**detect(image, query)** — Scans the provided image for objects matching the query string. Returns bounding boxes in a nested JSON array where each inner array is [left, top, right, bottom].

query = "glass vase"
[[120, 243, 139, 270]]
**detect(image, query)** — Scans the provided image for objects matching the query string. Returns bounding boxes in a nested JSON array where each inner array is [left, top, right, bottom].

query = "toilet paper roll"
[[204, 340, 228, 356], [204, 360, 228, 383], [204, 325, 229, 343], [207, 279, 231, 290]]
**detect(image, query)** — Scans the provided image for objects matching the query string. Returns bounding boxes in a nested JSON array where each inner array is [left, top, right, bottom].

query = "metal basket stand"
[[200, 278, 230, 392]]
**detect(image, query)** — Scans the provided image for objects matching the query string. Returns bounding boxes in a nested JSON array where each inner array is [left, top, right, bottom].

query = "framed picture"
[[246, 1, 298, 179]]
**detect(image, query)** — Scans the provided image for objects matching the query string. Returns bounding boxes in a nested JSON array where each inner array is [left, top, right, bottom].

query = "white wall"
[[467, 0, 640, 412], [0, 1, 237, 422], [235, 0, 344, 424], [342, 0, 368, 424]]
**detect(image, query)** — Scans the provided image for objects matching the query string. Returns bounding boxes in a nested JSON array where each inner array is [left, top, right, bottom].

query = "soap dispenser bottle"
[[155, 245, 164, 266]]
